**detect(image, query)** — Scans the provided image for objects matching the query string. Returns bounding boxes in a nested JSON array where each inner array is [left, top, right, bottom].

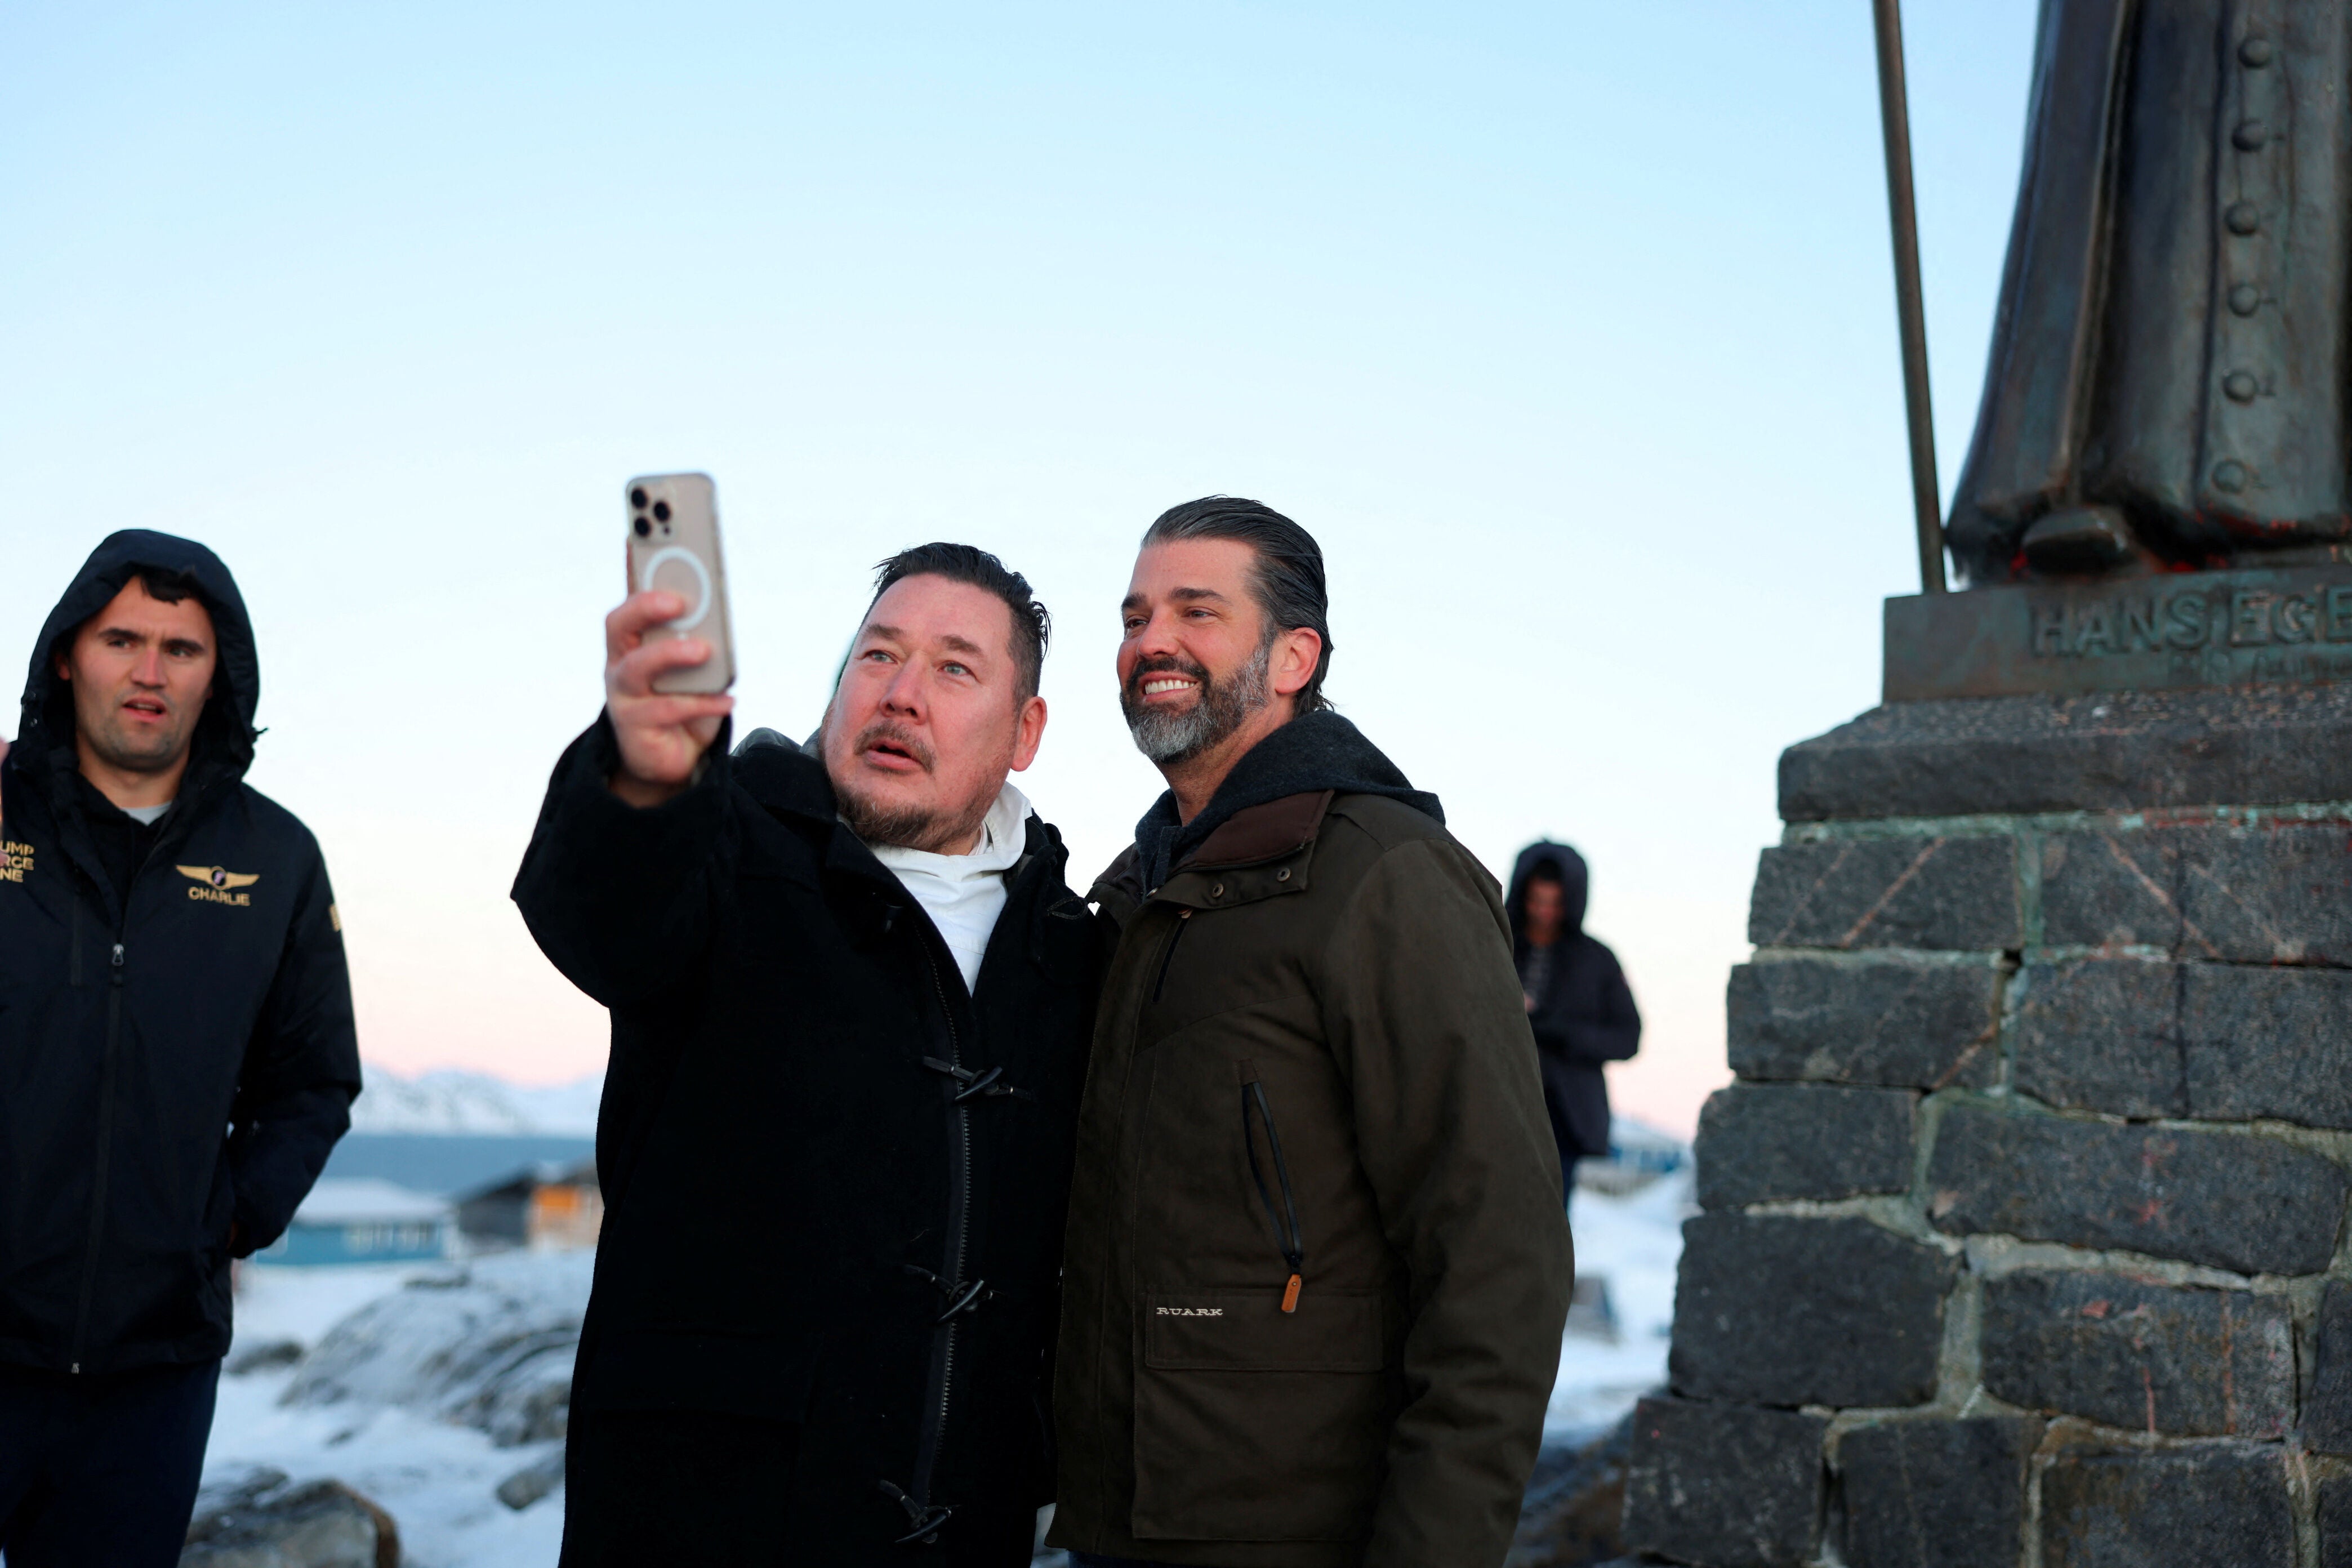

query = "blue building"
[[257, 1178, 453, 1266]]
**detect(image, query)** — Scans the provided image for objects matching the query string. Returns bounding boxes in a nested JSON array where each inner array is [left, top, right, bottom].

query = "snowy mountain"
[[351, 1066, 603, 1136]]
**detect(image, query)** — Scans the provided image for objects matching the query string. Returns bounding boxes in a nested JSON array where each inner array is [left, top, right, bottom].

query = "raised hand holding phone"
[[604, 591, 733, 807], [608, 473, 736, 808]]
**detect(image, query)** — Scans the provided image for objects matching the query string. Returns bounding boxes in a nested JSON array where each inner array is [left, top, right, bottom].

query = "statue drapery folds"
[[1950, 0, 2352, 583]]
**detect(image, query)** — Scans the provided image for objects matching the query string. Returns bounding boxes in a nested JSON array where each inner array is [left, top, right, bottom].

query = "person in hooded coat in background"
[[0, 531, 360, 1567], [1506, 843, 1640, 1204]]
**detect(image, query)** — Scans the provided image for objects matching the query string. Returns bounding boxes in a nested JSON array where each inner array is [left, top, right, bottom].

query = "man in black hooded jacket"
[[1506, 841, 1641, 1199], [514, 543, 1098, 1564], [0, 531, 360, 1566]]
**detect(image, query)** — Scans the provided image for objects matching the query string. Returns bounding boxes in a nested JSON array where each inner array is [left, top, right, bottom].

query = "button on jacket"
[[0, 531, 359, 1377], [1050, 715, 1573, 1568], [513, 720, 1100, 1564]]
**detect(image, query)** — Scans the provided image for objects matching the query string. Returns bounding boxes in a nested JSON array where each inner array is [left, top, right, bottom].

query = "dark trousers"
[[560, 1408, 1035, 1566], [0, 1358, 220, 1568]]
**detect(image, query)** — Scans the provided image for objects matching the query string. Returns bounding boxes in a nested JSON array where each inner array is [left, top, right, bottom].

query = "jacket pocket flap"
[[1143, 1288, 1383, 1372]]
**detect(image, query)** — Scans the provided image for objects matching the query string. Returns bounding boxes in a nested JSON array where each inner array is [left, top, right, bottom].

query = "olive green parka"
[[1050, 723, 1573, 1568]]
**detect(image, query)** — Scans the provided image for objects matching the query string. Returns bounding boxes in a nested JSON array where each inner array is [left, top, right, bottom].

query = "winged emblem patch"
[[179, 865, 260, 890]]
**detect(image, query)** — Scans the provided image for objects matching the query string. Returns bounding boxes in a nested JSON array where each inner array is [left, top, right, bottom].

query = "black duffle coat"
[[513, 720, 1099, 1563]]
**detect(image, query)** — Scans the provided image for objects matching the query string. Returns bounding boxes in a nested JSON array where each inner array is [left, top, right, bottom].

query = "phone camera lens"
[[630, 487, 648, 510], [652, 500, 672, 522], [632, 517, 651, 537]]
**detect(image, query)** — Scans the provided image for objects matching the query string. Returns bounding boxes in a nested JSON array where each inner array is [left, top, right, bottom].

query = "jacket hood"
[[16, 531, 261, 789], [1133, 709, 1444, 893], [1507, 840, 1588, 939]]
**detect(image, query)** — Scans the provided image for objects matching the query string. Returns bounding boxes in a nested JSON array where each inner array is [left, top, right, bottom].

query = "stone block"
[[2038, 1447, 2291, 1567], [2012, 961, 2183, 1119], [1621, 1397, 1825, 1568], [2014, 960, 2352, 1129], [2304, 1281, 2352, 1455], [1837, 1416, 2039, 1568], [1779, 686, 2352, 822], [1978, 1271, 2292, 1437], [1726, 959, 2002, 1090], [1669, 1214, 1957, 1409], [1749, 838, 2020, 952], [2184, 965, 2352, 1129], [2320, 1475, 2352, 1568], [1695, 1083, 1917, 1209], [1926, 1104, 2346, 1276], [2041, 823, 2352, 964]]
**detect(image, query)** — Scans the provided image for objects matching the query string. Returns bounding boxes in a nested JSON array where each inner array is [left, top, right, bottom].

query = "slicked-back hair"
[[868, 542, 1051, 702], [1142, 496, 1333, 712]]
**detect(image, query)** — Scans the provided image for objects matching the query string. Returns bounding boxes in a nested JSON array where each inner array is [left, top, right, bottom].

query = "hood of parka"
[[1506, 839, 1588, 944], [1132, 708, 1443, 892], [16, 530, 261, 798]]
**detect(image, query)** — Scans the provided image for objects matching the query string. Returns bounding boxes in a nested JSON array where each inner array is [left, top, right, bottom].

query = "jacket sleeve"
[[226, 834, 362, 1255], [1319, 839, 1575, 1568], [511, 712, 734, 1009], [1533, 945, 1642, 1065]]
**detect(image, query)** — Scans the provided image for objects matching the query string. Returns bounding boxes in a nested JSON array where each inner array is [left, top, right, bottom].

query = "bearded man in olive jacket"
[[1049, 498, 1572, 1568]]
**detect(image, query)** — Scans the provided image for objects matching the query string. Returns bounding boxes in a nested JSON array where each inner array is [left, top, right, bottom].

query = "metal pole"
[[1872, 0, 1948, 593]]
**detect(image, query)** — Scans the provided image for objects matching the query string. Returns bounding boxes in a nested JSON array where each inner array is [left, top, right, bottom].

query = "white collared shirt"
[[866, 782, 1033, 995]]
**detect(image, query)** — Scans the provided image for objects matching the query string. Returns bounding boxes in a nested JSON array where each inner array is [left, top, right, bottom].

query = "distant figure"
[[0, 533, 360, 1567], [1507, 843, 1641, 1202]]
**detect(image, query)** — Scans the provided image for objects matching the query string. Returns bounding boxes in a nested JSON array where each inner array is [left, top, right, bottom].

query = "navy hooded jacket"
[[0, 531, 360, 1375], [1505, 841, 1640, 1167]]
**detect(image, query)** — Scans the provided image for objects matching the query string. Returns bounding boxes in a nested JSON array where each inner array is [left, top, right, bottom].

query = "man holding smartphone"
[[0, 532, 360, 1568], [515, 542, 1099, 1565]]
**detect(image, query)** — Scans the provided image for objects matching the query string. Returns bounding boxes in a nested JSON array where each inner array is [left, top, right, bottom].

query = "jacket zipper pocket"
[[1237, 1060, 1306, 1313], [1151, 908, 1192, 1004]]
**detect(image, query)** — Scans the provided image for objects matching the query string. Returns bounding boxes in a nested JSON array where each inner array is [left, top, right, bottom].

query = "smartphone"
[[625, 473, 736, 694]]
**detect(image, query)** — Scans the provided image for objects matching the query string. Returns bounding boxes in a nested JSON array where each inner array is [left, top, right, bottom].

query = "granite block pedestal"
[[1626, 687, 2352, 1568]]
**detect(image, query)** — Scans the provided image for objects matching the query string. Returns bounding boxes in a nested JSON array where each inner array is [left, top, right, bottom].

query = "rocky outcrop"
[[495, 1449, 567, 1512], [280, 1251, 593, 1446], [181, 1467, 398, 1568], [1507, 1411, 1634, 1568]]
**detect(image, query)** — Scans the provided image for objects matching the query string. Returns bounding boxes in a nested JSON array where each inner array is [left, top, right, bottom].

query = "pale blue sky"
[[2, 2, 2039, 1131]]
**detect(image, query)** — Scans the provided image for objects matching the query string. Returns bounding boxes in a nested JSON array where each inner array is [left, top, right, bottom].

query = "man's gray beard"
[[1122, 641, 1271, 765]]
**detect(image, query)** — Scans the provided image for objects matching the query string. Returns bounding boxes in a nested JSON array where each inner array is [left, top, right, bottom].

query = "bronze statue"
[[1949, 0, 2352, 584]]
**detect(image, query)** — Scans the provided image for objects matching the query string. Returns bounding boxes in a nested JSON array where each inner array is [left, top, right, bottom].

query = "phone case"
[[625, 472, 736, 694]]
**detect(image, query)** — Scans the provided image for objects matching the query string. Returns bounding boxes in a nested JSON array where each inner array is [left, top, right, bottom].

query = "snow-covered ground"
[[211, 1256, 586, 1567], [1545, 1167, 1691, 1442], [209, 1174, 1689, 1567]]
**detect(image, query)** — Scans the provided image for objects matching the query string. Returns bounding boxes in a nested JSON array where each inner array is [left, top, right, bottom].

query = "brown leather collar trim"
[[1182, 790, 1335, 871]]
